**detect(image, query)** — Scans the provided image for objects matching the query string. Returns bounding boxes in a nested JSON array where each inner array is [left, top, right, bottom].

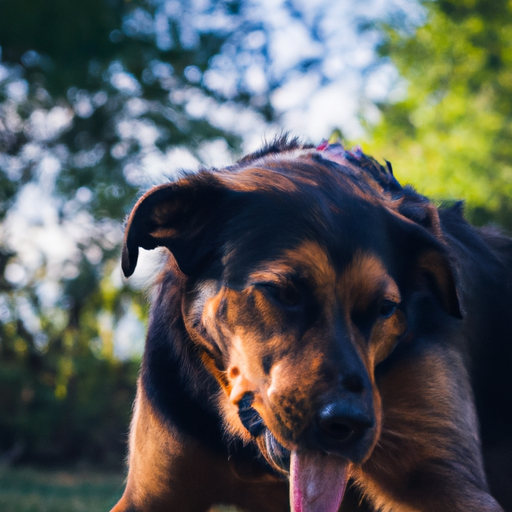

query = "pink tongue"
[[290, 451, 349, 512]]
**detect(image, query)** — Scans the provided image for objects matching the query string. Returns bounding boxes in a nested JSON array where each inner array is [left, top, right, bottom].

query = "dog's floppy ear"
[[122, 173, 231, 277], [415, 247, 462, 318], [389, 211, 463, 319]]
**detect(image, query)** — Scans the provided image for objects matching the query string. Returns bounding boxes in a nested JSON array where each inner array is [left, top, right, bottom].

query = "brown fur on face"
[[186, 242, 407, 464]]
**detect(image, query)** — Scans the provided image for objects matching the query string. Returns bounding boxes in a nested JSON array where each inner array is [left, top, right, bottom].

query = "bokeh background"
[[1, 0, 512, 510]]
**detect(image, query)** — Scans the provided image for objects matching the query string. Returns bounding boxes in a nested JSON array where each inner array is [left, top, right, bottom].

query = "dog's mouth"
[[237, 393, 291, 474], [238, 393, 350, 512]]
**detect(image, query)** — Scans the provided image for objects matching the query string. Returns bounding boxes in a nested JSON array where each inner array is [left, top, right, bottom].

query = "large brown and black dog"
[[112, 137, 512, 512]]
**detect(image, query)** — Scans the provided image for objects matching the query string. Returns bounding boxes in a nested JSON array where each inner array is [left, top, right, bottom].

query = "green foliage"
[[0, 0, 122, 95], [0, 325, 139, 465], [369, 0, 512, 228], [0, 251, 145, 464]]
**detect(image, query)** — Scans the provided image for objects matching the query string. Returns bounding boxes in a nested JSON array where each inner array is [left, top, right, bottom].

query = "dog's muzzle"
[[237, 387, 377, 512]]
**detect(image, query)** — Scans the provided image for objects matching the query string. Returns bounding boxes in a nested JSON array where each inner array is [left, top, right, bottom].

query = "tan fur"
[[121, 382, 184, 510], [338, 252, 401, 311], [353, 346, 498, 512]]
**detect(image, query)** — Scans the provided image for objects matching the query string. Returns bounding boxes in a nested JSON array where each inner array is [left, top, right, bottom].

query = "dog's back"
[[450, 217, 512, 507]]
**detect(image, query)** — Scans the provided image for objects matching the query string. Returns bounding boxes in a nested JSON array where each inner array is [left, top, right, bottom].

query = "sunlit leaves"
[[370, 0, 512, 228]]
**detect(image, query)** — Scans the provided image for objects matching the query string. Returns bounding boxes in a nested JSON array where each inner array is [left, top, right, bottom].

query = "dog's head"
[[122, 139, 462, 512]]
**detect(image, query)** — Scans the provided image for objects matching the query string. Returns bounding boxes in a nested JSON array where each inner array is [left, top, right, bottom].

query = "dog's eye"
[[379, 300, 398, 319], [256, 282, 302, 308]]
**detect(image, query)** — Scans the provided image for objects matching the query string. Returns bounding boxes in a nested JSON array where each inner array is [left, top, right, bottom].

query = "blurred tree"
[[0, 0, 282, 465], [368, 0, 512, 229]]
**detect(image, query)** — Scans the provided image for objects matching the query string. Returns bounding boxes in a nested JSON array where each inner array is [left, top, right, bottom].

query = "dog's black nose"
[[318, 402, 374, 442], [314, 401, 375, 461]]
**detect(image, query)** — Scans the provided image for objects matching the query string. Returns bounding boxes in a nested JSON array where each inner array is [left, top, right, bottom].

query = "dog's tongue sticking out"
[[290, 451, 349, 512]]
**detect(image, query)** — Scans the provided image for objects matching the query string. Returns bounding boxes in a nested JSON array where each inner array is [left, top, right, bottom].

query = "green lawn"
[[0, 466, 124, 512], [0, 466, 240, 511]]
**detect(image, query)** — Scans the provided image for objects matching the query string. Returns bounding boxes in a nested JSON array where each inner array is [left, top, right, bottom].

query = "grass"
[[0, 465, 241, 512], [0, 465, 124, 512]]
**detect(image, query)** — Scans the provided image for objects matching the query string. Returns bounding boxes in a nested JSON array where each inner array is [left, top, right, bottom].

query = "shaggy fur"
[[112, 137, 511, 512]]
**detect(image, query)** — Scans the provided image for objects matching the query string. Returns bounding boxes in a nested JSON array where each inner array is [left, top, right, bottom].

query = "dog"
[[111, 137, 512, 512]]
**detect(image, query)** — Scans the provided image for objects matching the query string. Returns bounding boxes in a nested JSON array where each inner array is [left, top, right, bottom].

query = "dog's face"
[[196, 239, 405, 461], [122, 144, 461, 511]]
